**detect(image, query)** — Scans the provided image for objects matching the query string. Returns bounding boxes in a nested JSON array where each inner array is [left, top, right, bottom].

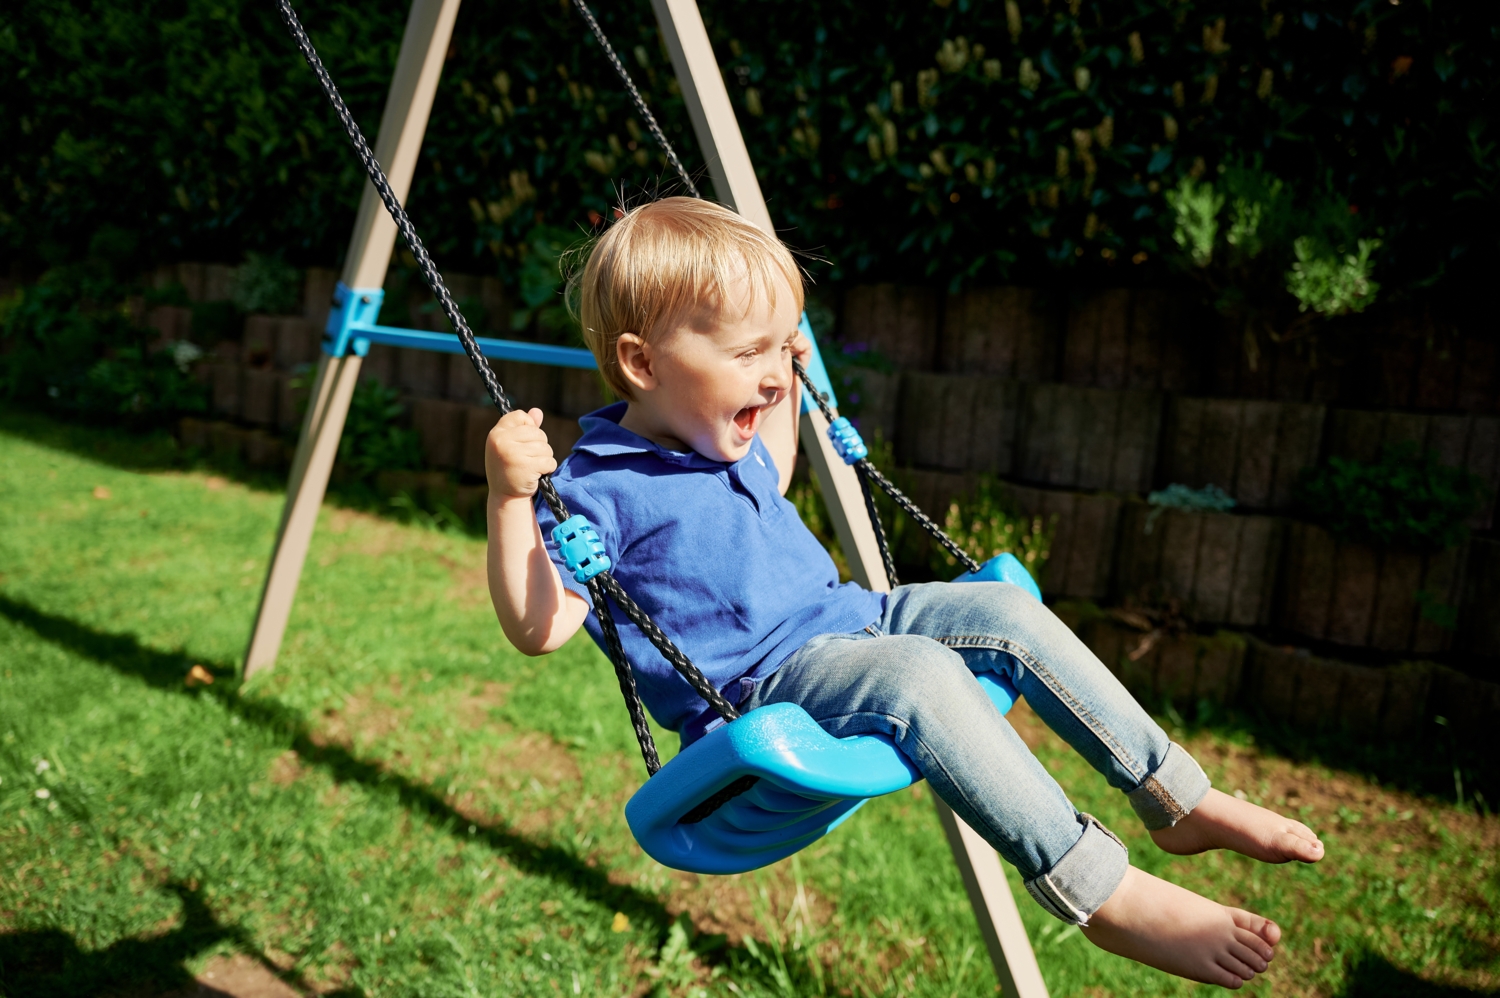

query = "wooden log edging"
[[1057, 605, 1500, 745], [841, 284, 941, 370], [1062, 288, 1201, 394], [1458, 538, 1500, 660], [897, 373, 1021, 474], [1113, 503, 1284, 627], [1160, 397, 1324, 511], [940, 287, 1060, 382], [1278, 522, 1468, 655], [1015, 383, 1162, 493]]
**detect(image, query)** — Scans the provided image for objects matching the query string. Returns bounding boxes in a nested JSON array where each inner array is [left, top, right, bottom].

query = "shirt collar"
[[574, 402, 733, 469]]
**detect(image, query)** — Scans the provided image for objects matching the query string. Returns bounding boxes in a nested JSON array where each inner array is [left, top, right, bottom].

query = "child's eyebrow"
[[728, 329, 791, 351]]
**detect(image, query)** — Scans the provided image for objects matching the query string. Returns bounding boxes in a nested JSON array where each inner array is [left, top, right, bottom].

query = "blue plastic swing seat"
[[625, 553, 1043, 875]]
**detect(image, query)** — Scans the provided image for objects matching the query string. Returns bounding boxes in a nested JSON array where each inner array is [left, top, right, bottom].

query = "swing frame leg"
[[244, 0, 464, 677], [934, 799, 1052, 998]]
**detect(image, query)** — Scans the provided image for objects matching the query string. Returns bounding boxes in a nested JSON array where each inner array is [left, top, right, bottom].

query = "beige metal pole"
[[646, 3, 1049, 993], [244, 0, 463, 678], [935, 799, 1052, 998]]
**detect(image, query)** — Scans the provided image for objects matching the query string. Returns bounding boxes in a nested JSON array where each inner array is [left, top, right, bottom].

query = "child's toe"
[[1282, 827, 1324, 862], [1231, 910, 1281, 950], [1227, 938, 1269, 975], [1211, 960, 1250, 989]]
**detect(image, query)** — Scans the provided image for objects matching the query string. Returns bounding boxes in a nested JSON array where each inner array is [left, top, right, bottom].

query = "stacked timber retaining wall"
[[156, 266, 1499, 690]]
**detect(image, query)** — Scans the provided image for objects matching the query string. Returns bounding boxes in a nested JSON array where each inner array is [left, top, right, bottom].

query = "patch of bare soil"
[[455, 681, 510, 730], [439, 552, 491, 607], [308, 685, 413, 755], [167, 954, 301, 998], [319, 507, 442, 564], [267, 751, 308, 788], [309, 678, 582, 829]]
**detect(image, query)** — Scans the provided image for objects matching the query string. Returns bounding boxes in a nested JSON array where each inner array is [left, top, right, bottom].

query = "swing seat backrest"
[[625, 554, 1039, 875]]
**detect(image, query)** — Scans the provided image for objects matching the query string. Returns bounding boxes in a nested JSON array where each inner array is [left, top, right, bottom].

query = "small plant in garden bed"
[[1145, 483, 1235, 532], [336, 380, 423, 482], [933, 475, 1055, 585], [1296, 443, 1486, 553], [230, 252, 302, 315]]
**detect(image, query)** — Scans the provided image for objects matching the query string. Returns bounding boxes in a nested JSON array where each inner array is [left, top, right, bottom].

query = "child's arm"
[[484, 408, 590, 655], [766, 330, 813, 496]]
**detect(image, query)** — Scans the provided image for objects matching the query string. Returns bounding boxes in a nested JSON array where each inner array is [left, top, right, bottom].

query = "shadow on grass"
[[1338, 950, 1500, 997], [0, 880, 349, 998], [0, 403, 488, 537], [0, 593, 679, 942], [0, 404, 189, 475]]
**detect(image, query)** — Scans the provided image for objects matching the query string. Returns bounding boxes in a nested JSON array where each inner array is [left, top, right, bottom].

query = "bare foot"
[[1082, 866, 1280, 989], [1151, 788, 1324, 863]]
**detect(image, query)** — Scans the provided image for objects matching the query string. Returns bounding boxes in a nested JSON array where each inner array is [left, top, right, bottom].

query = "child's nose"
[[762, 358, 790, 394]]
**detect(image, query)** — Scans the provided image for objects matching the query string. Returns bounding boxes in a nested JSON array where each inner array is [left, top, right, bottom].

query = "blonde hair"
[[572, 197, 804, 400]]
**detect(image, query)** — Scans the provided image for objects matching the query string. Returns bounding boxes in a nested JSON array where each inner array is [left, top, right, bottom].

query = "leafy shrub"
[[230, 253, 302, 315], [1286, 236, 1381, 317], [2, 0, 1493, 306], [933, 476, 1054, 585], [1163, 158, 1385, 365], [0, 263, 205, 422], [337, 380, 423, 481], [1296, 444, 1486, 553]]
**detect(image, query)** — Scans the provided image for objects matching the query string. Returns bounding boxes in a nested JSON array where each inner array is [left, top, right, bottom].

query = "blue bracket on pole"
[[323, 282, 599, 369], [796, 311, 840, 415]]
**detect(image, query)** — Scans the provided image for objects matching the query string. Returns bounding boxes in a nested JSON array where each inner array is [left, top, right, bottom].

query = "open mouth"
[[732, 404, 765, 439]]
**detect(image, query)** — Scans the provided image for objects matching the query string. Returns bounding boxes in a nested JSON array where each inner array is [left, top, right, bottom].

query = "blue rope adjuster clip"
[[553, 514, 612, 583], [826, 417, 868, 465]]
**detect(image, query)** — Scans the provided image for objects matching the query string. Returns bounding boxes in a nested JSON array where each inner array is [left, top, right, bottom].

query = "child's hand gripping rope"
[[485, 408, 558, 501]]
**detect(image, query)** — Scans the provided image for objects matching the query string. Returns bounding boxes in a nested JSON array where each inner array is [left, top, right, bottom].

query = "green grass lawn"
[[1, 408, 1496, 998]]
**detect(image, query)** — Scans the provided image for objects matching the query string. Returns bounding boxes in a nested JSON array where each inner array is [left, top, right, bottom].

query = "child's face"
[[621, 268, 800, 463]]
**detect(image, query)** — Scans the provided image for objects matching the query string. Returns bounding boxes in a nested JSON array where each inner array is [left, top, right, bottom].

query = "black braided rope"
[[858, 469, 900, 588], [599, 575, 741, 720], [274, 0, 514, 427], [571, 0, 700, 199], [275, 0, 742, 781], [588, 581, 661, 773], [791, 360, 982, 577]]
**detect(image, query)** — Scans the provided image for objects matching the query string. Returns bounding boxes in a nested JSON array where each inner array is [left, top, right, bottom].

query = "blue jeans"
[[741, 581, 1211, 925]]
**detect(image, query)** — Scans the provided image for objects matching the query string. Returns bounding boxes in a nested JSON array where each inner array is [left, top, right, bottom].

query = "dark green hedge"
[[3, 0, 1495, 301]]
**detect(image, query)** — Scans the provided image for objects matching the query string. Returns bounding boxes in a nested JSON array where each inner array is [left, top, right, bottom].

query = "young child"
[[484, 197, 1323, 989]]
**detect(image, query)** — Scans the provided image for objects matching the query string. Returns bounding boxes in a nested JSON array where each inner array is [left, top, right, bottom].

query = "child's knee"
[[871, 636, 989, 718], [964, 580, 1054, 631]]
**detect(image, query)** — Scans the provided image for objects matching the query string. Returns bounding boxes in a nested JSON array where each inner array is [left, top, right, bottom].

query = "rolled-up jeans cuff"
[[1126, 741, 1212, 831], [1023, 813, 1129, 926]]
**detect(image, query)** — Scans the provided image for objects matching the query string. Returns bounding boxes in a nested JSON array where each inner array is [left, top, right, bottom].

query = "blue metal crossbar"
[[324, 282, 596, 369], [323, 282, 845, 409]]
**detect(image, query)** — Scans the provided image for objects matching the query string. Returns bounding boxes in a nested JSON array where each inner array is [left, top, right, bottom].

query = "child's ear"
[[616, 333, 657, 394]]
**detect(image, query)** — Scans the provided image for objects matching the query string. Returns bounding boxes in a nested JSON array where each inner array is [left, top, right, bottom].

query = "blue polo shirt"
[[535, 402, 886, 741]]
